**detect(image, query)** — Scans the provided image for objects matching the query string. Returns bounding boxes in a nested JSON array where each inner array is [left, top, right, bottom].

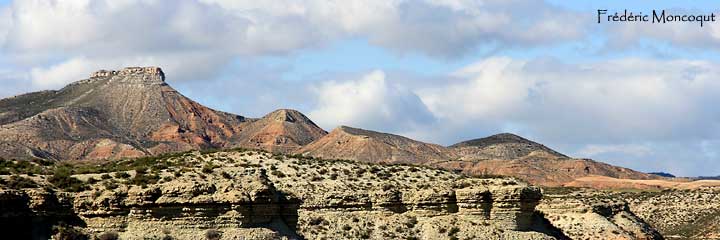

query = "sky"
[[0, 0, 719, 177]]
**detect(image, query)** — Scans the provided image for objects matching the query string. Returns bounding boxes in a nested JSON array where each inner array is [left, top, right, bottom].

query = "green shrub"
[[4, 175, 38, 189], [271, 170, 286, 178], [114, 172, 131, 179], [86, 177, 99, 184], [103, 181, 118, 190], [49, 168, 87, 192], [134, 166, 148, 174], [97, 231, 119, 240], [205, 229, 222, 240], [130, 172, 159, 186], [448, 227, 460, 236], [52, 224, 88, 240], [201, 163, 215, 174]]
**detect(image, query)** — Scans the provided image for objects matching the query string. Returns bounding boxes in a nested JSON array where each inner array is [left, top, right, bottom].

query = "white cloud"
[[416, 57, 720, 144], [298, 57, 720, 175], [0, 0, 586, 60], [576, 144, 653, 158], [308, 70, 435, 133], [28, 52, 231, 89]]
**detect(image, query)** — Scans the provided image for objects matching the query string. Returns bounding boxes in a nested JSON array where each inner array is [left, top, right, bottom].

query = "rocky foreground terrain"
[[615, 188, 720, 240], [539, 187, 720, 240], [0, 149, 663, 240]]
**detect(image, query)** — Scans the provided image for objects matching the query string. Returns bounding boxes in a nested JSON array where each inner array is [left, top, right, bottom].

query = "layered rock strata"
[[0, 150, 560, 240]]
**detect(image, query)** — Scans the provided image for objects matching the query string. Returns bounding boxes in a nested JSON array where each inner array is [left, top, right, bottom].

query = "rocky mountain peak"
[[90, 66, 165, 84], [264, 109, 308, 123], [449, 132, 569, 161], [451, 133, 536, 148]]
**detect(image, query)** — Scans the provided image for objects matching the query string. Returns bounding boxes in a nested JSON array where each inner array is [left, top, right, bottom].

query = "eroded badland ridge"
[[0, 67, 717, 239], [0, 67, 326, 161]]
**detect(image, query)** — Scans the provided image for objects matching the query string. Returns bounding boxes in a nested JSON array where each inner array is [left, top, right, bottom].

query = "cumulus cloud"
[[29, 52, 231, 89], [308, 70, 435, 133], [417, 57, 720, 144], [202, 0, 586, 57], [577, 144, 653, 158], [302, 57, 720, 175]]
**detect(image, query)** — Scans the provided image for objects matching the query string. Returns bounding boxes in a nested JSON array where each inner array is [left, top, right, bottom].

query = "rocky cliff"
[[538, 189, 663, 240], [614, 188, 720, 240], [0, 149, 571, 240], [0, 67, 325, 161]]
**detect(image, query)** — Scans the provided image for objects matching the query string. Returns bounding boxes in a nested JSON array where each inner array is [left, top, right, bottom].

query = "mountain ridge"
[[0, 67, 661, 187], [0, 67, 325, 160]]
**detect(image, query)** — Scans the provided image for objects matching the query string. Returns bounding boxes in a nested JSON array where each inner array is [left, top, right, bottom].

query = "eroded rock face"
[[0, 67, 326, 161], [614, 188, 720, 240], [538, 198, 662, 240], [0, 150, 562, 240]]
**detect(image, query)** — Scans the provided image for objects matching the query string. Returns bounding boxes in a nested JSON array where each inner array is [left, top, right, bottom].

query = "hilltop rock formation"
[[298, 126, 455, 164], [450, 133, 567, 160], [0, 67, 325, 161]]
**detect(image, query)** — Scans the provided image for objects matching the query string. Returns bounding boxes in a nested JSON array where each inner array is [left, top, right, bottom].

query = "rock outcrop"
[[538, 190, 663, 240], [0, 67, 325, 161], [614, 188, 720, 240], [0, 150, 568, 240]]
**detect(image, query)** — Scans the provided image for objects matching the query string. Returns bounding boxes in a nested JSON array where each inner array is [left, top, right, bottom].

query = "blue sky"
[[1, 0, 720, 176]]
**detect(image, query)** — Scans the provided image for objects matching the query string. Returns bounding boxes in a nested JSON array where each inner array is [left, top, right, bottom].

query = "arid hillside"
[[0, 67, 325, 161], [299, 126, 660, 187]]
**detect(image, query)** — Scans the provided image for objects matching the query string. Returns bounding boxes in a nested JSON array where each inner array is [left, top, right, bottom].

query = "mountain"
[[297, 126, 456, 164], [435, 154, 660, 187], [0, 67, 325, 161], [299, 128, 659, 186], [229, 109, 327, 153], [0, 67, 662, 187], [441, 133, 660, 186], [450, 133, 567, 160], [649, 172, 676, 178]]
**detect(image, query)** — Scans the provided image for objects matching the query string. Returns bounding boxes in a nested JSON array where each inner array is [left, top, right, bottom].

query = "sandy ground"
[[564, 175, 720, 190]]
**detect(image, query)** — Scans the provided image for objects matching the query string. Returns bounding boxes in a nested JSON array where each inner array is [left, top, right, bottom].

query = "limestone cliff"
[[0, 150, 580, 240]]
